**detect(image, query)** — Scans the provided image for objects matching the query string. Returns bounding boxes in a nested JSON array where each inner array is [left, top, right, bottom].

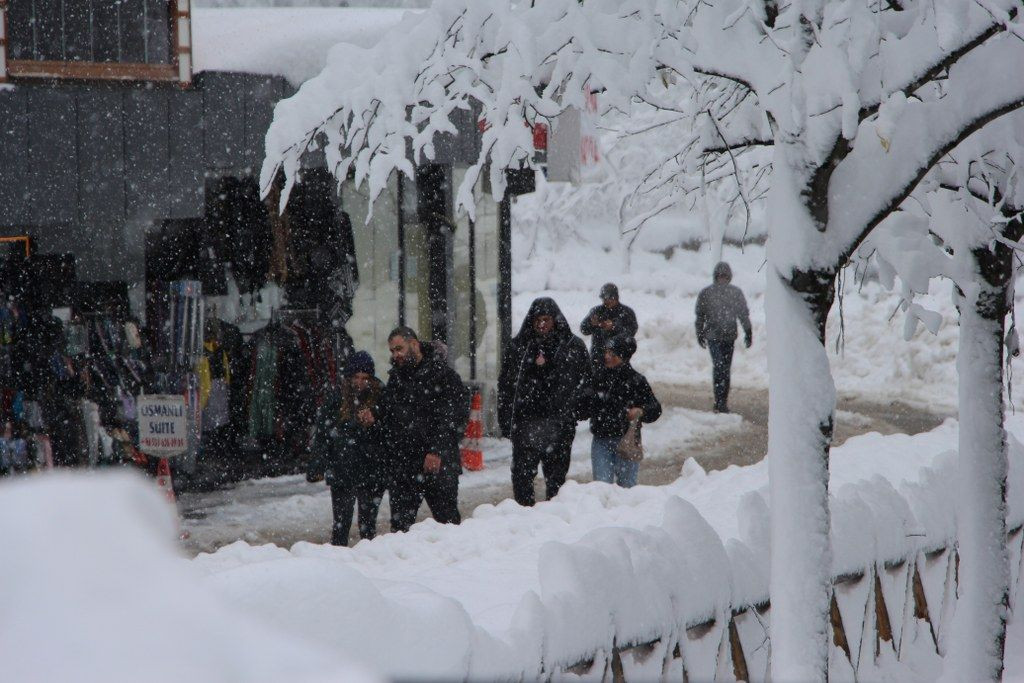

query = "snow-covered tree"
[[863, 113, 1024, 678], [260, 1, 1024, 678]]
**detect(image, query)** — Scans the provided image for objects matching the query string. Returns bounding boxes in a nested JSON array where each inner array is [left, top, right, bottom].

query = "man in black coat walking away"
[[581, 283, 638, 366], [362, 327, 470, 532], [588, 335, 662, 488], [306, 350, 387, 546], [498, 298, 591, 506], [695, 262, 752, 413]]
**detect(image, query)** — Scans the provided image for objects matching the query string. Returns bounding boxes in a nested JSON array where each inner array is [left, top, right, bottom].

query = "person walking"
[[306, 350, 387, 546], [581, 283, 638, 366], [587, 335, 661, 488], [498, 298, 591, 506], [362, 327, 469, 533], [695, 262, 752, 413]]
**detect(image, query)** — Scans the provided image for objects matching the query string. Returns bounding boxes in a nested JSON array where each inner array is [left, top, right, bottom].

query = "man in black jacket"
[[580, 283, 638, 366], [498, 298, 591, 506], [362, 327, 470, 532], [695, 262, 752, 413], [588, 335, 662, 487]]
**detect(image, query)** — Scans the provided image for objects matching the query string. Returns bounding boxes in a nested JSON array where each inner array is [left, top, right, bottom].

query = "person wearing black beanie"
[[586, 335, 661, 488], [307, 349, 388, 545], [581, 283, 638, 366]]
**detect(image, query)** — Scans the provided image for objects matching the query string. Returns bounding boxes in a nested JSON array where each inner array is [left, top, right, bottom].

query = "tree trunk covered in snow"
[[766, 151, 838, 680], [946, 220, 1021, 680], [767, 266, 836, 680]]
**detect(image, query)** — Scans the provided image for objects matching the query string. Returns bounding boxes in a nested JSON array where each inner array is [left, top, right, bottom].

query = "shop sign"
[[137, 395, 188, 457]]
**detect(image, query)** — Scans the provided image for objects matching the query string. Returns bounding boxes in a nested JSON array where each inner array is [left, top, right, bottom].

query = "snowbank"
[[0, 472, 374, 683], [510, 222, 968, 410], [5, 423, 1021, 680], [188, 417, 1024, 680], [192, 8, 411, 86]]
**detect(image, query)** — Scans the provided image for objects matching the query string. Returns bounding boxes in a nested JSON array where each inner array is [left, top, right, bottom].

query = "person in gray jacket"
[[695, 262, 752, 413]]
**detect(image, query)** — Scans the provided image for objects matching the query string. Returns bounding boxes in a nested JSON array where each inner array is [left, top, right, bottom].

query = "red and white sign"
[[137, 395, 188, 457]]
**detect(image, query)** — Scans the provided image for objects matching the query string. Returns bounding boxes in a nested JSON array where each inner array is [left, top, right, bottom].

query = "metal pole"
[[498, 195, 512, 354], [468, 217, 477, 380], [397, 172, 406, 327]]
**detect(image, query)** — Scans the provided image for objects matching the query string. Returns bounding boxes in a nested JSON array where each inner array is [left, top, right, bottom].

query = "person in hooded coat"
[[695, 262, 752, 413], [587, 335, 662, 488], [498, 298, 591, 506], [363, 327, 470, 533], [306, 350, 388, 545]]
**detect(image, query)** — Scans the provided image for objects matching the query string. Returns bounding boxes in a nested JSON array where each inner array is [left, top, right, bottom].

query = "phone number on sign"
[[141, 437, 186, 449]]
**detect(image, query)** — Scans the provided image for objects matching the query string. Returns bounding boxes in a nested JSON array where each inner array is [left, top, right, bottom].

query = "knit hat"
[[713, 262, 732, 283], [600, 282, 619, 300], [605, 335, 637, 361], [344, 350, 375, 377]]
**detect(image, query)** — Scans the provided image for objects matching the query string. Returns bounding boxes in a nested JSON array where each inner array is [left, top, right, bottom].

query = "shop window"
[[0, 0, 191, 83]]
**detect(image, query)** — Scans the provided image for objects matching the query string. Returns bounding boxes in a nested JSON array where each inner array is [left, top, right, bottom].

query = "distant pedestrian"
[[588, 335, 661, 488], [498, 298, 590, 506], [695, 262, 752, 413], [306, 350, 387, 546], [363, 327, 469, 533], [581, 283, 638, 366]]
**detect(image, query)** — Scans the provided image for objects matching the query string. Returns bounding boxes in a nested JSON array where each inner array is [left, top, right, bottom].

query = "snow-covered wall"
[[187, 420, 1024, 681], [4, 421, 1022, 681]]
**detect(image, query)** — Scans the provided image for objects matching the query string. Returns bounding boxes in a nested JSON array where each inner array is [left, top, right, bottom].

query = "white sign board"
[[137, 395, 188, 457]]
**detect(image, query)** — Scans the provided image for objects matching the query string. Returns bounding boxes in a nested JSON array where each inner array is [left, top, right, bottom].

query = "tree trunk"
[[766, 264, 836, 681], [945, 243, 1013, 680]]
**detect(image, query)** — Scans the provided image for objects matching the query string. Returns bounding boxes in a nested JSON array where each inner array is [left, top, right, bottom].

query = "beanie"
[[605, 335, 637, 361], [600, 282, 619, 300], [344, 350, 375, 378]]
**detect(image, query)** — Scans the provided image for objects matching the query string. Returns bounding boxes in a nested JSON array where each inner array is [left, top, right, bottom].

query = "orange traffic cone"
[[155, 457, 176, 504], [460, 392, 485, 471]]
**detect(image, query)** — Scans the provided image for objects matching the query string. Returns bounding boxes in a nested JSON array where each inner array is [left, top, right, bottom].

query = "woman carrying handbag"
[[588, 335, 662, 488]]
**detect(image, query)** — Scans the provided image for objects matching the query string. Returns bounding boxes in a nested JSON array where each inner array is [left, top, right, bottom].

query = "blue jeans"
[[591, 436, 639, 488]]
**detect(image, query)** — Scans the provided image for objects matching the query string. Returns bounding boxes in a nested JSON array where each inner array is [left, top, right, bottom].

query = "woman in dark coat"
[[588, 335, 661, 488], [307, 351, 388, 545]]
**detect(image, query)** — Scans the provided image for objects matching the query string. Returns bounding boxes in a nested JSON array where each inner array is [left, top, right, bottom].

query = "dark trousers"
[[707, 339, 735, 412], [329, 481, 387, 546], [511, 426, 575, 506], [390, 467, 461, 533]]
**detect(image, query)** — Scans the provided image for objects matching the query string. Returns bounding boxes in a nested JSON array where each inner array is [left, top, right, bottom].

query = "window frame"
[[0, 0, 192, 85]]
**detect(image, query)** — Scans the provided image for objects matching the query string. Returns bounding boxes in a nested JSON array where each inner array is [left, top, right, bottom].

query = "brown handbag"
[[616, 418, 644, 462]]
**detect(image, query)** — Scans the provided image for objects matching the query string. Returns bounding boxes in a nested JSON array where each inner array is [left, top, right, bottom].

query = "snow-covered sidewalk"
[[179, 407, 744, 553]]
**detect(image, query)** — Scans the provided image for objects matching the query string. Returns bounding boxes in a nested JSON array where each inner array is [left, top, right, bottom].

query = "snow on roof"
[[191, 8, 412, 87]]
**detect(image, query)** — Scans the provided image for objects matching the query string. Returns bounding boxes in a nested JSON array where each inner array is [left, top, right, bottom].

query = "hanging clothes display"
[[239, 312, 341, 475]]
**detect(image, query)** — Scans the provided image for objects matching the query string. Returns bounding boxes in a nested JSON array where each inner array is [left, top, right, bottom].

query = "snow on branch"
[[828, 34, 1024, 269], [260, 0, 687, 217]]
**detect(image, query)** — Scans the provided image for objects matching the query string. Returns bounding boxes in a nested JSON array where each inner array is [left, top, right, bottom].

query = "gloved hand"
[[306, 471, 324, 484], [745, 335, 752, 349], [698, 337, 707, 349]]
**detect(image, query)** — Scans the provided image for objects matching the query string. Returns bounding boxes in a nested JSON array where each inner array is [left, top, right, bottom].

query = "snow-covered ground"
[[181, 418, 1024, 680], [181, 407, 743, 551], [6, 415, 1021, 681], [510, 206, 970, 412]]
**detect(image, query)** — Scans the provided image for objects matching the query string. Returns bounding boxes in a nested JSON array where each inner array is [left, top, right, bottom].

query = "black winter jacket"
[[307, 377, 385, 489], [498, 298, 591, 437], [588, 363, 662, 439], [580, 303, 638, 363], [374, 344, 470, 477]]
